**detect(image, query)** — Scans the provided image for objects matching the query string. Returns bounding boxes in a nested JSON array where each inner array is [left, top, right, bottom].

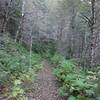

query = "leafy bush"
[[53, 59, 97, 99]]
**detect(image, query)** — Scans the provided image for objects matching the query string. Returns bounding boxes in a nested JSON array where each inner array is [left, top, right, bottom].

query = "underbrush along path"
[[28, 60, 60, 100]]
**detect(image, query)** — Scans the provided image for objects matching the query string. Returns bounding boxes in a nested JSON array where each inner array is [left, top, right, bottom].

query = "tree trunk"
[[1, 18, 7, 33], [90, 0, 96, 67]]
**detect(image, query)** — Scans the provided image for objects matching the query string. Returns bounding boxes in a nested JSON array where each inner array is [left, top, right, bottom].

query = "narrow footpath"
[[28, 60, 60, 100]]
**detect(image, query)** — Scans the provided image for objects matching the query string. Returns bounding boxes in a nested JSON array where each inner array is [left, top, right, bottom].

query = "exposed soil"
[[28, 60, 60, 100]]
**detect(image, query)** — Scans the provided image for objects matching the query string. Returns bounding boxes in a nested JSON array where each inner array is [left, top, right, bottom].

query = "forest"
[[0, 0, 100, 100]]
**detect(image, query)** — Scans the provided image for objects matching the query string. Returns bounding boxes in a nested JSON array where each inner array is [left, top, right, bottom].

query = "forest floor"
[[27, 60, 60, 100]]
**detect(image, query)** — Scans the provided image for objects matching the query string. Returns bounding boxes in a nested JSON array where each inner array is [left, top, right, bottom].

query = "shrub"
[[53, 60, 97, 99], [0, 36, 42, 99], [50, 53, 65, 65]]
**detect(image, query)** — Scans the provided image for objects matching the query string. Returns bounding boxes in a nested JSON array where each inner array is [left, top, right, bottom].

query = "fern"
[[53, 57, 97, 99], [0, 36, 42, 99]]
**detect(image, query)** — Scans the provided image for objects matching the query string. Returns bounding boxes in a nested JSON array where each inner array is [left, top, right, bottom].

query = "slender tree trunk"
[[16, 0, 25, 43], [90, 0, 96, 67], [29, 34, 33, 68], [29, 22, 34, 68], [57, 19, 65, 54], [69, 11, 76, 58], [2, 19, 7, 33], [15, 16, 24, 43]]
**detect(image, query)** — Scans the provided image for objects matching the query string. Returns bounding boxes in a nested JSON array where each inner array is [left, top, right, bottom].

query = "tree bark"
[[90, 0, 96, 67]]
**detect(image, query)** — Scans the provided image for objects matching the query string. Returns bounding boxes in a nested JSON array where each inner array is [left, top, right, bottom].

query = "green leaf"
[[77, 95, 86, 100], [12, 91, 18, 97], [68, 96, 76, 100], [14, 80, 22, 85]]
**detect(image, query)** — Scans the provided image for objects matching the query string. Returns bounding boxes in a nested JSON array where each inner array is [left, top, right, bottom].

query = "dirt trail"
[[28, 60, 59, 100]]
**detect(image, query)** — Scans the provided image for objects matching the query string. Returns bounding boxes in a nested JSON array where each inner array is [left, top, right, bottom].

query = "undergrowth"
[[50, 53, 100, 100], [0, 35, 42, 99], [32, 38, 56, 56]]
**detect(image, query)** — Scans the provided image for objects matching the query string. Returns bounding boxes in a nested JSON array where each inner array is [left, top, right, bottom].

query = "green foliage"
[[32, 39, 56, 56], [50, 53, 65, 65], [11, 80, 24, 97], [68, 96, 76, 100], [52, 55, 97, 99], [95, 67, 100, 98], [0, 36, 42, 99], [77, 95, 86, 100]]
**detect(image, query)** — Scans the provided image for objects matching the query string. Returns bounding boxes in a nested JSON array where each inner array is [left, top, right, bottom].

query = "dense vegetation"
[[50, 54, 100, 100], [0, 35, 42, 99]]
